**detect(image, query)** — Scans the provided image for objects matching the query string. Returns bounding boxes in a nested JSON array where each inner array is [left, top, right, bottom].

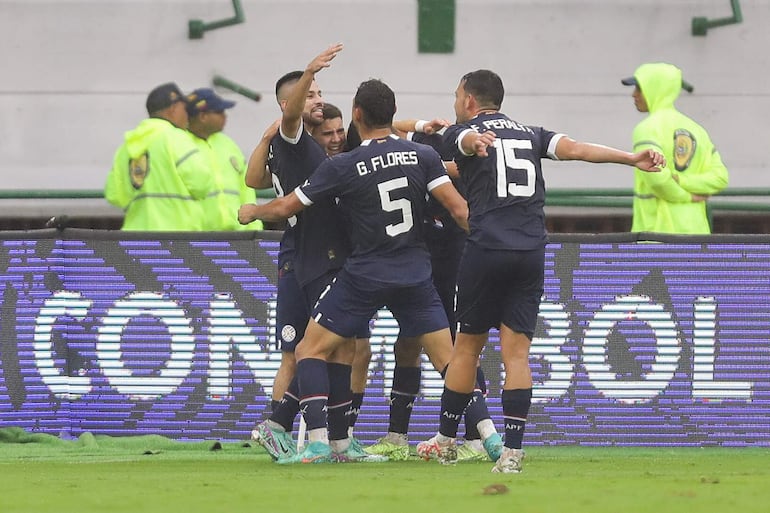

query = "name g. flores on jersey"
[[445, 112, 563, 251], [297, 135, 451, 285]]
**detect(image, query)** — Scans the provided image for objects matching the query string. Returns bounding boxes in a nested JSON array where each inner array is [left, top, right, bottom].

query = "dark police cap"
[[146, 82, 188, 115], [186, 88, 236, 116]]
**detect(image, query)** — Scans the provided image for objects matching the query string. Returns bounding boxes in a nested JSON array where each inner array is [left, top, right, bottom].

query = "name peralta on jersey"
[[268, 125, 350, 285], [443, 112, 564, 251], [296, 134, 450, 286]]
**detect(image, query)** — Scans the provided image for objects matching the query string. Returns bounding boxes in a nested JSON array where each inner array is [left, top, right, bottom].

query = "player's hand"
[[633, 149, 666, 172], [473, 130, 497, 157], [238, 203, 260, 225], [306, 43, 343, 74], [424, 118, 451, 135], [262, 119, 280, 141]]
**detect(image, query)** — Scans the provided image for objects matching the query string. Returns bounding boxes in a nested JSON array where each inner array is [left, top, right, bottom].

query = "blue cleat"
[[483, 433, 504, 462], [253, 420, 297, 461], [277, 441, 334, 465]]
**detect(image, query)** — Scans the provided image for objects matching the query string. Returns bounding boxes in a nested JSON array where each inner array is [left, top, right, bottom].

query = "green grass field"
[[1, 429, 769, 513]]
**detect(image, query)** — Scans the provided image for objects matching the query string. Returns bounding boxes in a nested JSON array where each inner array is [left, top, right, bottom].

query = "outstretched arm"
[[392, 118, 450, 137], [458, 129, 497, 157], [238, 192, 305, 225], [554, 137, 665, 172], [282, 44, 343, 139], [245, 119, 280, 189]]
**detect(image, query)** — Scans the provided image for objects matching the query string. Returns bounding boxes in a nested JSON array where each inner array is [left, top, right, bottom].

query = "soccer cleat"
[[416, 435, 457, 465], [333, 439, 389, 463], [482, 433, 504, 462], [456, 439, 489, 462], [491, 447, 524, 474], [253, 420, 297, 461], [277, 440, 333, 465], [366, 433, 410, 461]]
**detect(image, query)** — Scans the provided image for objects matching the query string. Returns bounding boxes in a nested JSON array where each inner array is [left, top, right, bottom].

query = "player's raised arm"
[[245, 119, 280, 189], [282, 44, 343, 139]]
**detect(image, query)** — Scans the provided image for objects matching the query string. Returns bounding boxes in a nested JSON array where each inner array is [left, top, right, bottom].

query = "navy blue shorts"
[[455, 242, 544, 338], [276, 266, 310, 352], [303, 270, 370, 339], [312, 268, 448, 339]]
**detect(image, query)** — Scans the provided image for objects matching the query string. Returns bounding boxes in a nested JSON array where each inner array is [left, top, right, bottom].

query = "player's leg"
[[348, 337, 372, 436], [253, 268, 307, 460], [366, 336, 420, 460], [493, 246, 544, 474]]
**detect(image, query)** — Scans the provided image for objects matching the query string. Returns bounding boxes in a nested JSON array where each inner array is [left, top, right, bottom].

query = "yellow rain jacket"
[[630, 63, 728, 234], [189, 131, 263, 231], [105, 118, 213, 231]]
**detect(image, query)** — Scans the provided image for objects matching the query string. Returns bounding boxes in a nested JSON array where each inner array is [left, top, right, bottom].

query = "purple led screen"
[[0, 234, 768, 446]]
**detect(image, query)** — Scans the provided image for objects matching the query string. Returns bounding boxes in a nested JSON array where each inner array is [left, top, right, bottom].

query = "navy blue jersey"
[[296, 134, 450, 286], [268, 124, 350, 286], [443, 112, 564, 250], [409, 131, 466, 236]]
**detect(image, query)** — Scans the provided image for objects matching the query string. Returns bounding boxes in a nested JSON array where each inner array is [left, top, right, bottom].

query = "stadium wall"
[[1, 230, 768, 446], [0, 0, 769, 206]]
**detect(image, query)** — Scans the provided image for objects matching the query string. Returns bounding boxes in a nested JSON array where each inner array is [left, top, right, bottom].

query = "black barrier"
[[0, 230, 768, 446]]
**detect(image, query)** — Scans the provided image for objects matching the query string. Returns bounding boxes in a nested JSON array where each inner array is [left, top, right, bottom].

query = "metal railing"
[[2, 188, 767, 212]]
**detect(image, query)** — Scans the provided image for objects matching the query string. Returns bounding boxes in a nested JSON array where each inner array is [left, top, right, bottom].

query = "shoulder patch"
[[129, 153, 149, 189], [673, 129, 696, 172]]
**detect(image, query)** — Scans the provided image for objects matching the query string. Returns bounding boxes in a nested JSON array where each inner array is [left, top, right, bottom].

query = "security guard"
[[622, 63, 728, 234], [186, 88, 263, 231], [105, 82, 213, 231]]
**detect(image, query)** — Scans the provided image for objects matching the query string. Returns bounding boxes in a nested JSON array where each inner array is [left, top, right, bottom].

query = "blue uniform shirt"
[[296, 134, 450, 286], [443, 112, 564, 251], [268, 123, 350, 285]]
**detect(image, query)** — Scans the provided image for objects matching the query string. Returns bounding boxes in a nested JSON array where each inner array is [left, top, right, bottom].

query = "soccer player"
[[239, 78, 469, 464], [240, 44, 370, 462], [365, 123, 502, 462], [417, 69, 666, 472]]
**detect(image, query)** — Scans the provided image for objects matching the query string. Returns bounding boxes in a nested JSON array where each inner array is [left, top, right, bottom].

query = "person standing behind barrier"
[[622, 63, 728, 234], [186, 88, 262, 231], [105, 82, 213, 231], [417, 69, 666, 473]]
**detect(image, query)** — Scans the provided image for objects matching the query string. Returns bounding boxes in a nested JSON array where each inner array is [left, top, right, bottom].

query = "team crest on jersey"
[[129, 153, 149, 189], [673, 129, 696, 171]]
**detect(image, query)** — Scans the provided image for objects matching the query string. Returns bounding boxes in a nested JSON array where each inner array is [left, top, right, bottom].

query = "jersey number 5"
[[378, 177, 413, 237], [493, 139, 535, 198]]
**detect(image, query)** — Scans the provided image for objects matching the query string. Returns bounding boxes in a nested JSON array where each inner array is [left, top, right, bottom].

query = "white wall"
[[0, 0, 768, 206]]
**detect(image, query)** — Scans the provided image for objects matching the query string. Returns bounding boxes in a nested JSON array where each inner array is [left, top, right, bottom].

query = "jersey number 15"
[[493, 139, 536, 198]]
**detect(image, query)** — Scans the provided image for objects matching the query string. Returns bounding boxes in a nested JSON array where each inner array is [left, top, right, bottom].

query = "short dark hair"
[[322, 103, 342, 121], [353, 79, 395, 128], [275, 71, 303, 99], [461, 70, 504, 109], [343, 121, 361, 151]]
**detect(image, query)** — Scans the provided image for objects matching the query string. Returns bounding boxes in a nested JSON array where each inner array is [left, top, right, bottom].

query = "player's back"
[[300, 134, 450, 286], [444, 112, 562, 251]]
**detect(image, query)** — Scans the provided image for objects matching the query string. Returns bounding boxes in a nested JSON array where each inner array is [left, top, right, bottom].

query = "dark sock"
[[464, 367, 488, 439], [327, 363, 352, 441], [297, 358, 329, 431], [501, 388, 532, 449], [270, 399, 280, 414], [439, 387, 472, 438], [388, 366, 421, 434], [349, 392, 365, 429], [270, 376, 300, 432]]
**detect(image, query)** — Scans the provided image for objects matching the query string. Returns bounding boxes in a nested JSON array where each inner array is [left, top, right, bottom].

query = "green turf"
[[1, 428, 769, 513]]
